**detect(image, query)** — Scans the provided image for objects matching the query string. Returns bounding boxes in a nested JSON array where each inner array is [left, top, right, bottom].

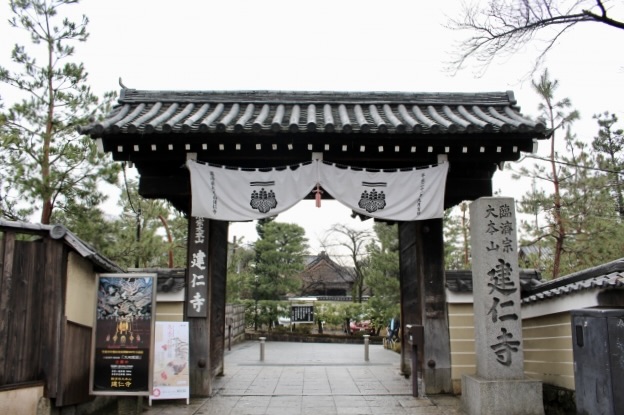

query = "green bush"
[[245, 300, 291, 331], [291, 323, 312, 334]]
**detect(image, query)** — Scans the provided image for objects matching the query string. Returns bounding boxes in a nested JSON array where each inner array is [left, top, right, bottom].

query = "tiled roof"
[[522, 258, 624, 304], [519, 245, 552, 257], [446, 269, 543, 293], [302, 251, 355, 283], [80, 89, 546, 137], [0, 220, 123, 273], [130, 268, 186, 293]]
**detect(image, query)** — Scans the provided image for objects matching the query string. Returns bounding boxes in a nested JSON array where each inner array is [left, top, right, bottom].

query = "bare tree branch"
[[324, 223, 375, 302], [447, 0, 624, 75]]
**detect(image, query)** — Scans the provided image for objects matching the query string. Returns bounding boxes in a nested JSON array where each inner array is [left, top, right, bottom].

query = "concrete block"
[[462, 374, 544, 415]]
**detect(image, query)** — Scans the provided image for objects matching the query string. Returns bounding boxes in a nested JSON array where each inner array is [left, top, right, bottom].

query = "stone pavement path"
[[142, 341, 466, 415]]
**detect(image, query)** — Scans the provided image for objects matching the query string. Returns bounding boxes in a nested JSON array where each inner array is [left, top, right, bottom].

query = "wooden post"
[[41, 238, 65, 399], [0, 231, 16, 385], [187, 217, 211, 396], [398, 219, 452, 394], [399, 221, 422, 377], [421, 219, 452, 394], [208, 220, 228, 378], [186, 217, 229, 396]]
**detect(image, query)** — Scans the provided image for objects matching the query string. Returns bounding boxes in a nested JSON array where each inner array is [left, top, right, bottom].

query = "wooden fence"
[[0, 232, 70, 402]]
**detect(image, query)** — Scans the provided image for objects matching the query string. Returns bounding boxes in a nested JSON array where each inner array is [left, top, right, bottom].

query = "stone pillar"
[[462, 198, 543, 415]]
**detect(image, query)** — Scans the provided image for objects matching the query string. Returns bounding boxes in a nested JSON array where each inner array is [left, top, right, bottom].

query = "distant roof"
[[446, 269, 543, 293], [0, 220, 123, 273], [81, 89, 546, 137], [522, 258, 624, 304], [519, 245, 552, 257], [302, 251, 355, 283]]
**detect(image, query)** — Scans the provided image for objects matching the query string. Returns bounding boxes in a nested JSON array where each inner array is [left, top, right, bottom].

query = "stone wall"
[[225, 304, 246, 346]]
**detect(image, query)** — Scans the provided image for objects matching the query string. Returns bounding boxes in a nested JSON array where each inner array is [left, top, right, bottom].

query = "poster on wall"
[[149, 321, 190, 405], [90, 273, 157, 396]]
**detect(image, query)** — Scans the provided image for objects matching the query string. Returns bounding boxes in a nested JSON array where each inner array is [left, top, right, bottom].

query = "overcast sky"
[[1, 0, 622, 256]]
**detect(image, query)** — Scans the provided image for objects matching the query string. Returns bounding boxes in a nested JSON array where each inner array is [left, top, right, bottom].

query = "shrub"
[[292, 324, 312, 334]]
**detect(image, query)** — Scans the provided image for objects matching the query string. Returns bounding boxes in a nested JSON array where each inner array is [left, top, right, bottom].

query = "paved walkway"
[[142, 341, 466, 415]]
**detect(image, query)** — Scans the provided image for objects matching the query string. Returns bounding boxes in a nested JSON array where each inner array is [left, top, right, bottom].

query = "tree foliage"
[[97, 177, 187, 269], [513, 69, 579, 278], [254, 221, 309, 300], [558, 140, 623, 270], [0, 0, 119, 224], [226, 236, 255, 302], [592, 112, 624, 217], [364, 222, 400, 332], [448, 0, 624, 74], [314, 302, 352, 334], [515, 71, 624, 277], [520, 133, 624, 275], [54, 172, 187, 270], [443, 203, 471, 270]]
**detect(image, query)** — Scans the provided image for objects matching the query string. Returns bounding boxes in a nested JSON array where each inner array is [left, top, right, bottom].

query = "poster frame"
[[89, 273, 157, 396], [149, 321, 190, 405]]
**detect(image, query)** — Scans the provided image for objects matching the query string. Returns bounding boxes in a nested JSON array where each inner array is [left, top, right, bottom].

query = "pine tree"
[[514, 69, 579, 279], [517, 179, 550, 271], [516, 109, 624, 276], [103, 176, 185, 269], [592, 112, 624, 217], [59, 173, 188, 270], [0, 0, 119, 224], [254, 221, 308, 300], [553, 134, 618, 273]]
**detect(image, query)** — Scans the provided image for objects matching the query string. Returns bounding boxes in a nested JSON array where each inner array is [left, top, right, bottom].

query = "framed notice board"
[[291, 305, 314, 323], [90, 273, 157, 396]]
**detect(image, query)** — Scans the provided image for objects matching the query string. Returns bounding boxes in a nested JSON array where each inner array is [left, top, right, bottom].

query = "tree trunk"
[[461, 202, 469, 267], [41, 27, 55, 225], [41, 200, 53, 225], [549, 105, 565, 279]]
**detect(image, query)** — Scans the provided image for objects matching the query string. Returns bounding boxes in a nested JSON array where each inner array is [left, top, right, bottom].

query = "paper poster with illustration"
[[149, 321, 190, 404], [90, 273, 157, 396]]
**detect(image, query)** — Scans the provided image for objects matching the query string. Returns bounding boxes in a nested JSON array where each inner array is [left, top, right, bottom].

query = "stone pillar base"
[[462, 374, 544, 415]]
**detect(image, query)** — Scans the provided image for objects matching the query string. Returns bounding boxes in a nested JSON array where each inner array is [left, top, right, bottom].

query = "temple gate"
[[81, 89, 548, 396]]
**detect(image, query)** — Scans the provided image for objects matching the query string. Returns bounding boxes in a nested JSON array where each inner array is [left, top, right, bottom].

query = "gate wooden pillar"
[[208, 219, 228, 380], [399, 219, 452, 394], [186, 217, 228, 397]]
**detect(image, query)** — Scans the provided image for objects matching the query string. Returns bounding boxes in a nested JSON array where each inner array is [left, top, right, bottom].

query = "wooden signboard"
[[90, 273, 157, 396], [187, 217, 208, 317], [291, 305, 314, 323]]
